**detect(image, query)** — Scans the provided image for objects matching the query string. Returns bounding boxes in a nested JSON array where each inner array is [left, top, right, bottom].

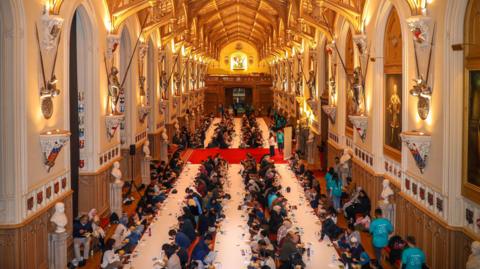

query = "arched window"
[[383, 7, 403, 160], [463, 0, 480, 202], [345, 29, 354, 134]]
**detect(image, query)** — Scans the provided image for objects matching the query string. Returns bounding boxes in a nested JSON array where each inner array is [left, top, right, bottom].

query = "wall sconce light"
[[39, 129, 71, 172]]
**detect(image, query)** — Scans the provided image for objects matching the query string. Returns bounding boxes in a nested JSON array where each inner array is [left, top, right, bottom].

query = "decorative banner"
[[105, 114, 125, 141], [138, 105, 151, 123], [348, 115, 368, 142], [322, 105, 337, 124], [39, 130, 71, 172], [400, 131, 432, 174]]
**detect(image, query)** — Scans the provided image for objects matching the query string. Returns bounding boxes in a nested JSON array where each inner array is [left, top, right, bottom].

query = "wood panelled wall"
[[327, 143, 474, 268], [0, 193, 73, 269], [204, 75, 273, 116]]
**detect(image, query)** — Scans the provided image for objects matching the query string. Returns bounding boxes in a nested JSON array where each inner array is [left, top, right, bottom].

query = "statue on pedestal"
[[50, 202, 67, 233], [379, 179, 395, 224], [467, 241, 480, 269], [143, 140, 151, 158], [161, 130, 169, 162], [111, 161, 123, 185]]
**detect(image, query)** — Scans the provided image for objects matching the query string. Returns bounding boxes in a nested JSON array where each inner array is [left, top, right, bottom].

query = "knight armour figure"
[[108, 67, 121, 114], [307, 70, 316, 99], [139, 75, 146, 97]]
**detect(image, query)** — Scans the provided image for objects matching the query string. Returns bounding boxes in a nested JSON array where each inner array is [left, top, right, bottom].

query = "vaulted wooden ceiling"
[[47, 0, 426, 60]]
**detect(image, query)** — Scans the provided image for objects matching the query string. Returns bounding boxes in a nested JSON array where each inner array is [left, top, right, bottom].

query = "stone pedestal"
[[380, 202, 395, 227], [141, 156, 151, 185], [161, 140, 169, 163], [109, 182, 124, 217], [48, 232, 68, 269]]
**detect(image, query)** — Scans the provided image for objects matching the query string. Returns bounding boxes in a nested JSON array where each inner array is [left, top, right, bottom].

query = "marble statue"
[[50, 202, 67, 233], [111, 161, 123, 184], [339, 149, 352, 186], [161, 130, 169, 162], [380, 179, 394, 204], [467, 241, 480, 269], [143, 140, 151, 158], [379, 179, 395, 225]]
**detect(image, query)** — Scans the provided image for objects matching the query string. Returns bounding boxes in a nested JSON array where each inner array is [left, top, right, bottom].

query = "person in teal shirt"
[[369, 208, 393, 266], [276, 129, 284, 154], [325, 167, 335, 197], [330, 173, 343, 211], [401, 236, 426, 269]]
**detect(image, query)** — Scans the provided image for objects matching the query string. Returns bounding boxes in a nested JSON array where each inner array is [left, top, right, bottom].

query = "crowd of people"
[[289, 153, 427, 269], [160, 154, 229, 269], [240, 154, 309, 269], [71, 150, 185, 268], [240, 114, 264, 148], [207, 114, 235, 148], [172, 114, 215, 149]]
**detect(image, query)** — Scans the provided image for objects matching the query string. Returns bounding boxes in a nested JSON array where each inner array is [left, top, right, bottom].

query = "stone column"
[[48, 232, 68, 269], [141, 156, 151, 185], [109, 181, 124, 217]]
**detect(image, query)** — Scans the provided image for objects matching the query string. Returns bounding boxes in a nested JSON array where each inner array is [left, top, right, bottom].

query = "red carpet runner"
[[187, 148, 287, 164]]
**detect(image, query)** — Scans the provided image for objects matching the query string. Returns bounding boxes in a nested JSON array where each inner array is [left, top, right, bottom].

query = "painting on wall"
[[231, 53, 247, 70], [384, 74, 403, 152]]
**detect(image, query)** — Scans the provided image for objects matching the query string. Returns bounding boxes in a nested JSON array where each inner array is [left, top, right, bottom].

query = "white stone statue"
[[467, 241, 480, 269], [143, 140, 151, 158], [380, 179, 394, 204], [50, 202, 68, 233], [161, 130, 169, 142], [111, 161, 123, 185], [379, 178, 395, 225]]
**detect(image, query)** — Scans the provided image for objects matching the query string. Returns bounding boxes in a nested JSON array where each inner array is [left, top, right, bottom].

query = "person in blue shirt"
[[369, 208, 394, 267], [169, 229, 191, 249], [330, 173, 343, 211], [401, 236, 426, 269]]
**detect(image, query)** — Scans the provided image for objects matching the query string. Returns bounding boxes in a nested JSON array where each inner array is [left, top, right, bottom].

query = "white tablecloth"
[[276, 164, 342, 268], [256, 118, 270, 148], [127, 164, 199, 269], [213, 164, 253, 269]]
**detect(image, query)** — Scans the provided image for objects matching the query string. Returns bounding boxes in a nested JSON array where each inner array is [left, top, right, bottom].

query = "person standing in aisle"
[[401, 236, 426, 269], [276, 129, 284, 155], [369, 208, 394, 268], [269, 133, 276, 157]]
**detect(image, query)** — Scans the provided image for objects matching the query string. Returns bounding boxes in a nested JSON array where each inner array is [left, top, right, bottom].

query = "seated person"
[[73, 214, 93, 266], [100, 239, 122, 269], [168, 229, 191, 249], [320, 208, 342, 241], [191, 234, 214, 262], [337, 223, 362, 249]]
